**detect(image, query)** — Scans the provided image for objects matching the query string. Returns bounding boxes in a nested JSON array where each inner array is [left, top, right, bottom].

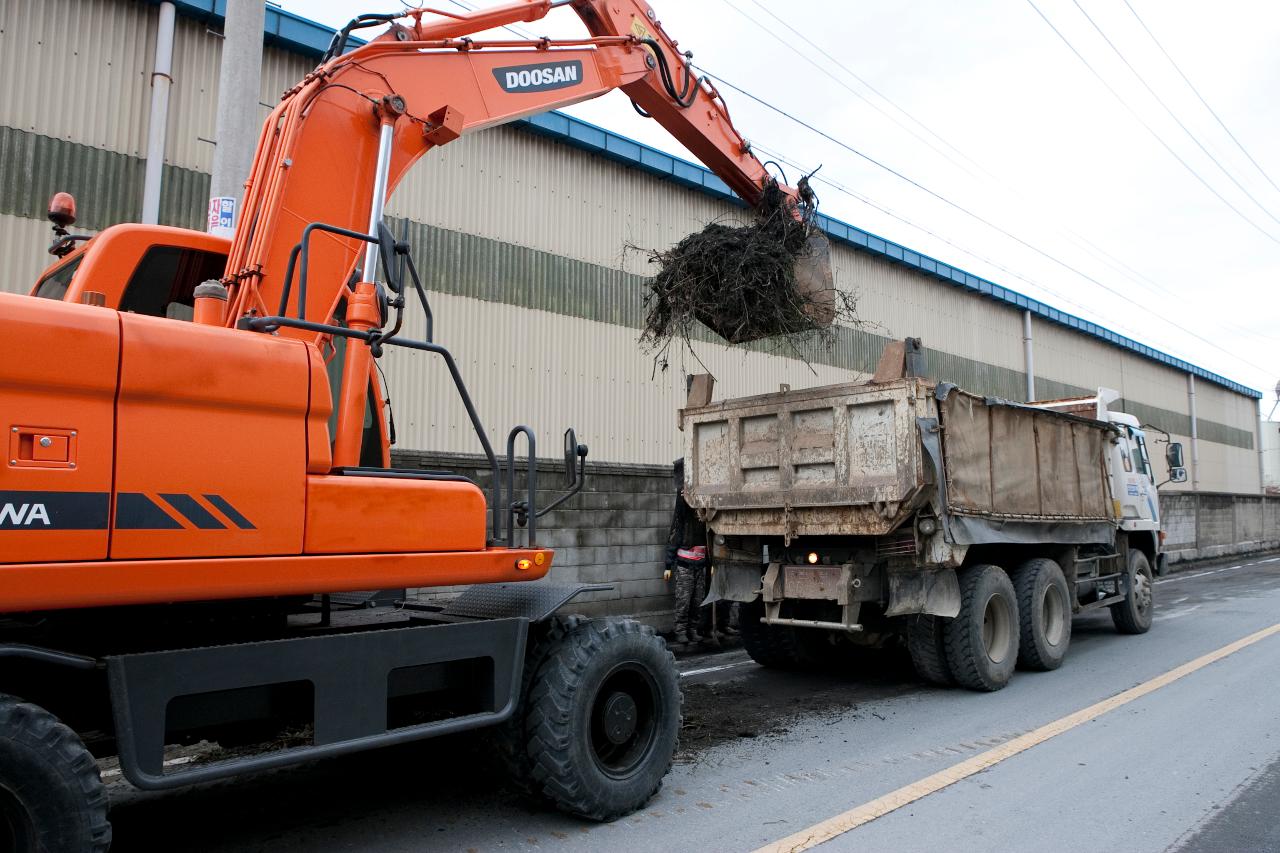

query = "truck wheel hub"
[[602, 692, 638, 744]]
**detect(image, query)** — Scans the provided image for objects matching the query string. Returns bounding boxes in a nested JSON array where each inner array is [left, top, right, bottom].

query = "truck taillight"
[[1159, 530, 1167, 544]]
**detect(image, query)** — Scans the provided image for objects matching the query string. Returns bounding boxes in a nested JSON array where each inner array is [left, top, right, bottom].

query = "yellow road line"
[[754, 621, 1280, 853]]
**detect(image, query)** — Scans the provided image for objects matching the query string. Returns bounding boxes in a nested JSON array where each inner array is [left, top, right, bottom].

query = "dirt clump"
[[636, 180, 859, 367]]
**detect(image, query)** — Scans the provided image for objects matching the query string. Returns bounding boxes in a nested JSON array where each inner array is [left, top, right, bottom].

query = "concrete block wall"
[[1160, 493, 1198, 551], [392, 450, 679, 629], [388, 448, 1277, 623], [1162, 491, 1280, 564]]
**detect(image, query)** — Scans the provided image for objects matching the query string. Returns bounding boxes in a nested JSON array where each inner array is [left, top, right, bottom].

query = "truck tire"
[[943, 564, 1019, 692], [1012, 558, 1072, 671], [522, 619, 681, 821], [738, 599, 816, 670], [907, 614, 954, 686], [0, 695, 111, 853], [1111, 550, 1155, 635], [493, 614, 586, 797]]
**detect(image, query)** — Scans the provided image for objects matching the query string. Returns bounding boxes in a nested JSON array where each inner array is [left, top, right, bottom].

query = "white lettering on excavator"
[[494, 61, 583, 93], [0, 503, 50, 526]]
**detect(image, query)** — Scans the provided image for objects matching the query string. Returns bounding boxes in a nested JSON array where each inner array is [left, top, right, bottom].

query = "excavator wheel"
[[493, 614, 587, 798], [515, 618, 681, 821], [0, 694, 111, 853]]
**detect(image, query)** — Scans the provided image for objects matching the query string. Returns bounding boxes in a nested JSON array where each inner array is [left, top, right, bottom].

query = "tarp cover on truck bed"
[[938, 388, 1112, 521]]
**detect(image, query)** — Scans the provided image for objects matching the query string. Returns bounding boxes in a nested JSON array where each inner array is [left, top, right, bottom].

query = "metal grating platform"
[[441, 582, 612, 622]]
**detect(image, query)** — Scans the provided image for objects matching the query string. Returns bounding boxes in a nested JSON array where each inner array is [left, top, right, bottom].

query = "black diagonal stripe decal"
[[203, 494, 256, 530], [0, 491, 110, 530], [160, 494, 225, 530], [116, 493, 182, 530]]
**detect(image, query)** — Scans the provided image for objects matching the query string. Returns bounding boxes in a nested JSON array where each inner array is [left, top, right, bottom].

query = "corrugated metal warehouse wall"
[[0, 0, 1262, 494]]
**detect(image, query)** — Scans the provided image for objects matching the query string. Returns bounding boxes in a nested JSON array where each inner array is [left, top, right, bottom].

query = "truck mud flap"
[[886, 568, 960, 618], [108, 618, 526, 791], [702, 561, 764, 605]]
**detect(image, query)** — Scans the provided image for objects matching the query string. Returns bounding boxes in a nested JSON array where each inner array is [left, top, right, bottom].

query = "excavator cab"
[[31, 193, 231, 319]]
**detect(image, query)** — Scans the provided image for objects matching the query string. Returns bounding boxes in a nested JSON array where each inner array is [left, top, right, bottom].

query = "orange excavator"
[[0, 1, 827, 847]]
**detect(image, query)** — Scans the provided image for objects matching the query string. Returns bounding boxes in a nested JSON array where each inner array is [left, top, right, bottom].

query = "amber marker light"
[[516, 558, 534, 571], [534, 551, 547, 566], [807, 552, 819, 564]]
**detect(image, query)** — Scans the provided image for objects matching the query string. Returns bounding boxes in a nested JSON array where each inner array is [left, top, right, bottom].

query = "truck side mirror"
[[1168, 467, 1188, 484], [1166, 442, 1184, 469]]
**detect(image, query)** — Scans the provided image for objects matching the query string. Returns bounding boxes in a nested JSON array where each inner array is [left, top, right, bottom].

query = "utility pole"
[[141, 1, 176, 224], [207, 0, 265, 238]]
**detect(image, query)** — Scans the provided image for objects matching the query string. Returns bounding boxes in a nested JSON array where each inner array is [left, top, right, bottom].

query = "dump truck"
[[0, 1, 835, 848], [681, 341, 1187, 692]]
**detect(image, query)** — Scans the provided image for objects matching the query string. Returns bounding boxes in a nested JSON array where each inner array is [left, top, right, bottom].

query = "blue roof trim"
[[165, 1, 360, 58], [166, 1, 1261, 400]]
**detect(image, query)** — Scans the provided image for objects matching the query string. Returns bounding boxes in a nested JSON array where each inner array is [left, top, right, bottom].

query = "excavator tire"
[[493, 614, 586, 798], [738, 598, 817, 670], [520, 618, 680, 821], [0, 694, 110, 853]]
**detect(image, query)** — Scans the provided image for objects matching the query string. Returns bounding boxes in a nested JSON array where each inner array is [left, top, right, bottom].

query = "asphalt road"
[[106, 552, 1280, 852]]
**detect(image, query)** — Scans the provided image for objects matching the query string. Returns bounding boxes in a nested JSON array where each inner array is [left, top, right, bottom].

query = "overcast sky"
[[278, 0, 1279, 414]]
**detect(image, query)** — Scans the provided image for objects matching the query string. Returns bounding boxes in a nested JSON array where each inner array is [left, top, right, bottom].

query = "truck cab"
[[1032, 387, 1186, 573]]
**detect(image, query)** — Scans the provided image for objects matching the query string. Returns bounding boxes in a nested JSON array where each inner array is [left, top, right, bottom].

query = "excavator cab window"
[[119, 246, 226, 320], [34, 256, 83, 300]]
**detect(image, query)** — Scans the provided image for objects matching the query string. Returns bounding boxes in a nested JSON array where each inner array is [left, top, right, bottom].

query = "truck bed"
[[681, 378, 1116, 543]]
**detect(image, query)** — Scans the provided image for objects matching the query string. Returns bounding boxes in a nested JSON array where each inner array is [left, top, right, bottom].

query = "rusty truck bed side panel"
[[679, 378, 1116, 540], [680, 379, 932, 537]]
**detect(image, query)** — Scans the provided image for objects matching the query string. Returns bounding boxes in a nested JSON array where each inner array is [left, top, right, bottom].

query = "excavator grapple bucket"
[[692, 231, 837, 345], [792, 231, 836, 329]]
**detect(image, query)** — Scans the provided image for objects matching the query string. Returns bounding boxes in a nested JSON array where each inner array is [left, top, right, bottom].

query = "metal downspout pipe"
[[141, 1, 176, 225], [1022, 310, 1035, 402], [1187, 373, 1200, 490]]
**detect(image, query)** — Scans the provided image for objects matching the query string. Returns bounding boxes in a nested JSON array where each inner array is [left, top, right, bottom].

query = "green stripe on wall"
[[0, 125, 207, 230], [0, 124, 1254, 451]]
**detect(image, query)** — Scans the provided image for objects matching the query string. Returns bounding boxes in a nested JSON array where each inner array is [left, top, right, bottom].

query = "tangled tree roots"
[[636, 182, 859, 367]]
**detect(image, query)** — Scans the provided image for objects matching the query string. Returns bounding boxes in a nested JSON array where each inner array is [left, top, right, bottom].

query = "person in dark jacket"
[[666, 459, 709, 645]]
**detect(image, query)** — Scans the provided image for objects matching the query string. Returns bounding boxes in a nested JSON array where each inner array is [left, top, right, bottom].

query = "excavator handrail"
[[249, 312, 506, 541]]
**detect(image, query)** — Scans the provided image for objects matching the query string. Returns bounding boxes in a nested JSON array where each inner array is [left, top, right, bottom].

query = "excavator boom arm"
[[224, 0, 796, 327]]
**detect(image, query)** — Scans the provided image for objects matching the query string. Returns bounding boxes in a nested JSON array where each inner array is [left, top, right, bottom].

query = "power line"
[[756, 144, 1273, 370], [1123, 0, 1280, 197], [716, 0, 992, 189], [722, 0, 1266, 342], [433, 0, 1268, 373], [737, 0, 1000, 186], [695, 67, 1270, 375], [751, 143, 1131, 329], [1024, 0, 1280, 247], [1069, 0, 1280, 228]]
